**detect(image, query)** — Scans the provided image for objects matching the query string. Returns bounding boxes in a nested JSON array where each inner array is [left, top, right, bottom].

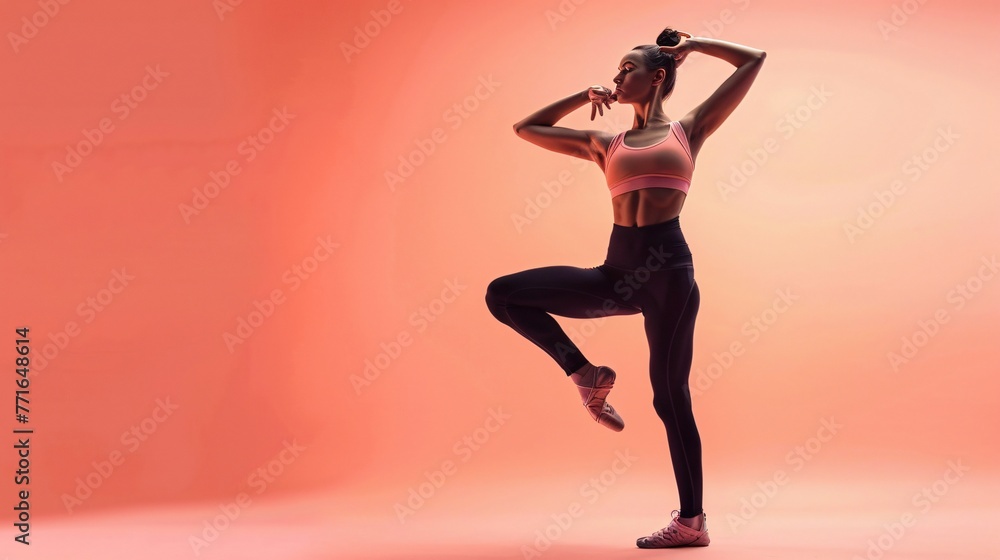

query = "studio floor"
[[15, 476, 999, 560]]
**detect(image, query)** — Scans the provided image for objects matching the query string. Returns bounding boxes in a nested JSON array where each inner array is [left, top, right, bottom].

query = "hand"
[[659, 32, 694, 67], [586, 85, 615, 120]]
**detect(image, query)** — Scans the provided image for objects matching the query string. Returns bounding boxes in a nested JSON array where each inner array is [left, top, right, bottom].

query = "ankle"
[[572, 361, 592, 374], [569, 362, 595, 383], [678, 513, 704, 530]]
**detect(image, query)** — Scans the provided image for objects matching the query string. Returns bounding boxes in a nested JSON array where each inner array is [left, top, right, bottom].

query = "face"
[[613, 51, 665, 103]]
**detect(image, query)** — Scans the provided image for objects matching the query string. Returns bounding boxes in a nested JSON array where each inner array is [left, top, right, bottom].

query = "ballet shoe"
[[636, 509, 710, 548], [572, 365, 625, 432]]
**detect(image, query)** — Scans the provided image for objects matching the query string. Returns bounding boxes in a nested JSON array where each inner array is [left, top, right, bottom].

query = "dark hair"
[[632, 27, 682, 98]]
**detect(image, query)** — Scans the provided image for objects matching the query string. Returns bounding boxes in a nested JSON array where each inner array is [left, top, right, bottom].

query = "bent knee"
[[485, 276, 513, 310], [485, 274, 518, 303]]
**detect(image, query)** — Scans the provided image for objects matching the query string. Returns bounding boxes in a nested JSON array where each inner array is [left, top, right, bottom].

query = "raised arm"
[[513, 87, 609, 162], [677, 37, 766, 149]]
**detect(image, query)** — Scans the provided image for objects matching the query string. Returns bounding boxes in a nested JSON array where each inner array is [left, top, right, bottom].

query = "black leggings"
[[485, 215, 703, 518]]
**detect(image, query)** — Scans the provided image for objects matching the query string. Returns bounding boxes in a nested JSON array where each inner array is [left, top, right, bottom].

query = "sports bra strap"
[[607, 131, 626, 158]]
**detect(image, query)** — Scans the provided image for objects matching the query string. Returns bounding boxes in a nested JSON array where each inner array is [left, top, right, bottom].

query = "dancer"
[[485, 27, 765, 547]]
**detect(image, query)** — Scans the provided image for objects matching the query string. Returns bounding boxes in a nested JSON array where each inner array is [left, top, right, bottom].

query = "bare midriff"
[[611, 187, 686, 227]]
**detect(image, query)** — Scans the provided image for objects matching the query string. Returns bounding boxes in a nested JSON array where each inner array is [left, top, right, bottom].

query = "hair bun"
[[655, 27, 682, 48]]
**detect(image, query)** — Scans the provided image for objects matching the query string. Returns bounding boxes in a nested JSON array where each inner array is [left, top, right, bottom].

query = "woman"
[[485, 27, 765, 548]]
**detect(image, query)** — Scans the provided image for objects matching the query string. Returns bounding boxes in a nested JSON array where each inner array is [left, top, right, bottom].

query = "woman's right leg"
[[485, 265, 642, 375]]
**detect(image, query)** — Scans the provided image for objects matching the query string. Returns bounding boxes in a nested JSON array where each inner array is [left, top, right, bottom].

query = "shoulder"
[[674, 115, 694, 141], [589, 129, 623, 171], [590, 129, 623, 154], [591, 129, 620, 146], [674, 114, 702, 161]]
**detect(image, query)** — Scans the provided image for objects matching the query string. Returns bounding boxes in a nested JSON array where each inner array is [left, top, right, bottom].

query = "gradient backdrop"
[[1, 0, 998, 558]]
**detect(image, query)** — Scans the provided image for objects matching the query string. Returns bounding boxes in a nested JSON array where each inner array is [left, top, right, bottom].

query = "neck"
[[630, 95, 670, 129]]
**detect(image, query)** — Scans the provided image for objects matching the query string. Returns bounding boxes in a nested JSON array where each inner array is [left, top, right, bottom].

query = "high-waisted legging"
[[485, 215, 703, 518]]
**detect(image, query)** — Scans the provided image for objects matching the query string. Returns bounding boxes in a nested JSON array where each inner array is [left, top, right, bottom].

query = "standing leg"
[[643, 266, 703, 519], [485, 265, 641, 375]]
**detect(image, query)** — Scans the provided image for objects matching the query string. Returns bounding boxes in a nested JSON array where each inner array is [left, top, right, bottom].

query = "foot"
[[636, 510, 710, 548], [570, 364, 625, 432]]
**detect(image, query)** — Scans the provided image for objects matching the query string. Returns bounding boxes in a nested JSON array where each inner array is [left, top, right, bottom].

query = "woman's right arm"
[[513, 88, 605, 161]]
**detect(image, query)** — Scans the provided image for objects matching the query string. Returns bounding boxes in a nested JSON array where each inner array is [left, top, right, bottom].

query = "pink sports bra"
[[604, 120, 695, 197]]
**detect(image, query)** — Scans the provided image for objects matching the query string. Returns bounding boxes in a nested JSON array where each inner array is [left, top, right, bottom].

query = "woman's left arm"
[[679, 37, 766, 145], [689, 36, 765, 67]]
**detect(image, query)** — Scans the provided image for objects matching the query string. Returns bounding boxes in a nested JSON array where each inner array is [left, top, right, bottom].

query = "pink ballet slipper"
[[573, 365, 625, 432], [636, 509, 710, 548]]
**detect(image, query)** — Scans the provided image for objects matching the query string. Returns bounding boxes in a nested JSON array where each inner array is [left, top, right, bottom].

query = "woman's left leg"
[[642, 265, 703, 519]]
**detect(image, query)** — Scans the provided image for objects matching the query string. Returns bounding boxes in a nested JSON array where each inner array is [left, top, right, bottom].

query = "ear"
[[651, 67, 666, 87]]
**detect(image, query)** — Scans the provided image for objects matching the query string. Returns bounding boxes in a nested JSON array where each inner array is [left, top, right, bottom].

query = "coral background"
[[1, 0, 997, 558]]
